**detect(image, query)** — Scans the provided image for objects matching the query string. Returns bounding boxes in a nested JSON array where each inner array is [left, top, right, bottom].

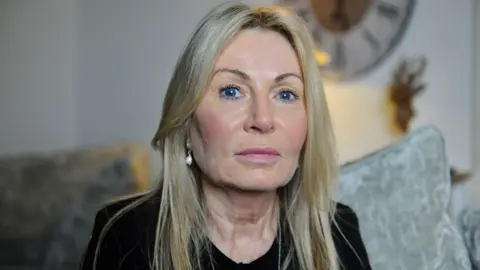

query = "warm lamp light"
[[315, 49, 330, 66]]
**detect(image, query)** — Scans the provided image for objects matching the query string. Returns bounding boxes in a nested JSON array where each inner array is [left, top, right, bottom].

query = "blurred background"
[[0, 0, 478, 269]]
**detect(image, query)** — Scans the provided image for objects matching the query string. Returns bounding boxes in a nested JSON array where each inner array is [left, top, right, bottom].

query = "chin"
[[228, 176, 289, 193], [230, 184, 278, 193]]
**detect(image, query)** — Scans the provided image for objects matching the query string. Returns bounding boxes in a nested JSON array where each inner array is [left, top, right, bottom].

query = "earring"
[[185, 140, 192, 166], [185, 150, 192, 166]]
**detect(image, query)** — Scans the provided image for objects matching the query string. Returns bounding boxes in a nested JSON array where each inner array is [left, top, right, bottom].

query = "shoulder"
[[80, 193, 160, 270], [93, 193, 160, 239], [331, 202, 372, 270], [100, 193, 160, 226], [332, 202, 361, 228]]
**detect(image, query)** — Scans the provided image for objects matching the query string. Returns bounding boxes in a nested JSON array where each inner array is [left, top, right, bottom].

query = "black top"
[[80, 195, 371, 270]]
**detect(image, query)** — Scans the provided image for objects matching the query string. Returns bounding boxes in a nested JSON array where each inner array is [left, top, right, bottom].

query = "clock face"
[[278, 0, 416, 81]]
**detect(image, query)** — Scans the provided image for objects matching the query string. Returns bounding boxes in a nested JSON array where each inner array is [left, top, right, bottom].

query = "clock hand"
[[330, 0, 350, 31], [330, 0, 342, 22]]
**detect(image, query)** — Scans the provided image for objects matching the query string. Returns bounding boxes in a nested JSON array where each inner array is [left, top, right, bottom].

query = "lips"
[[236, 148, 280, 156], [235, 148, 280, 165]]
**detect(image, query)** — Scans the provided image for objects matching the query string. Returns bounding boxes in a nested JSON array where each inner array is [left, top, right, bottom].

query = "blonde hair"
[[94, 2, 339, 270]]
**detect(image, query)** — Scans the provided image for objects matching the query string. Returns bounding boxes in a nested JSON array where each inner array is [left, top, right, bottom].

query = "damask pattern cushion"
[[460, 208, 480, 269], [338, 126, 471, 270], [0, 143, 150, 270]]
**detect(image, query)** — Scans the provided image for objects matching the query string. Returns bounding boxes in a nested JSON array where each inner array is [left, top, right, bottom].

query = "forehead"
[[214, 29, 301, 74]]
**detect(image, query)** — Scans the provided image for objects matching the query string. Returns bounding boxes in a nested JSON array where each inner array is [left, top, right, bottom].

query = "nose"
[[245, 95, 275, 134]]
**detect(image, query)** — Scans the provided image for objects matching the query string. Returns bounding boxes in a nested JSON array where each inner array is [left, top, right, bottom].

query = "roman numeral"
[[377, 2, 400, 20], [312, 29, 322, 44], [363, 29, 381, 51], [332, 40, 346, 70]]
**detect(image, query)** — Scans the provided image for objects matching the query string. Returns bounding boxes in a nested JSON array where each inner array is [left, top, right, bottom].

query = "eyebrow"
[[212, 68, 303, 83]]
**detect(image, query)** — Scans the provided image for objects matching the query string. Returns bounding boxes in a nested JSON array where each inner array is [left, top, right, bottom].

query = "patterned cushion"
[[338, 126, 471, 270], [460, 208, 480, 269], [0, 143, 150, 270]]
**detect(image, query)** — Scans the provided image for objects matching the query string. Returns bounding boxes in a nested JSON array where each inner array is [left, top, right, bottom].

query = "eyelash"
[[277, 90, 299, 103], [218, 84, 300, 103], [219, 84, 242, 100]]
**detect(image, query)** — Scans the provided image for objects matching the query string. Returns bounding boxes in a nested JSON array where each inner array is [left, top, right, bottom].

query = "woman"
[[81, 2, 371, 270]]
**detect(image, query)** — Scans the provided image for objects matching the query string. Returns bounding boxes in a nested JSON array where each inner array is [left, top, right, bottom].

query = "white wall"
[[0, 0, 77, 155], [76, 0, 225, 146], [466, 0, 480, 206]]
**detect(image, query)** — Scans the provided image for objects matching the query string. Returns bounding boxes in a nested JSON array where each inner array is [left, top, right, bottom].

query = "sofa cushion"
[[338, 126, 471, 270], [460, 207, 480, 270], [0, 143, 149, 270]]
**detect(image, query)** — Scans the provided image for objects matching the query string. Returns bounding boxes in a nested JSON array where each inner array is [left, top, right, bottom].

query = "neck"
[[202, 181, 279, 243]]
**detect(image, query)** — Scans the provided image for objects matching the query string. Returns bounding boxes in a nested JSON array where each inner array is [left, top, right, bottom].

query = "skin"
[[188, 29, 307, 263]]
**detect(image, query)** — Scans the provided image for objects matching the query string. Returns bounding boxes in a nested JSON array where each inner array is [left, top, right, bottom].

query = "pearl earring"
[[185, 150, 192, 166], [185, 140, 192, 166]]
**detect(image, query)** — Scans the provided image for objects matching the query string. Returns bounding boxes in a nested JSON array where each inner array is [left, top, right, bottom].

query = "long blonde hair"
[[95, 2, 339, 270]]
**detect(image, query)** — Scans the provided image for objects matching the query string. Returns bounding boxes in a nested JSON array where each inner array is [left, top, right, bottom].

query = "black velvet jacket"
[[81, 196, 371, 269]]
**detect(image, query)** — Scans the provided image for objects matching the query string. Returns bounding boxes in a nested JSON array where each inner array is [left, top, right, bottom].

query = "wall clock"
[[278, 0, 416, 81]]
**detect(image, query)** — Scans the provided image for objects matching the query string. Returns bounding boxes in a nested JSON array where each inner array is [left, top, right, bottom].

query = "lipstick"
[[235, 147, 280, 164]]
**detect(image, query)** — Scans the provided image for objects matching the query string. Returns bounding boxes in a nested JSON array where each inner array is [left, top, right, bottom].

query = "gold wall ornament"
[[388, 56, 427, 134]]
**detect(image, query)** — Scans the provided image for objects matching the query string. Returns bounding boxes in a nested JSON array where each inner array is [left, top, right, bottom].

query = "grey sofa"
[[0, 143, 149, 270], [338, 126, 472, 270]]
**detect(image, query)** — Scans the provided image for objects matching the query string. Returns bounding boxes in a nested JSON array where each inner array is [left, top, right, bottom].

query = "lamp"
[[315, 49, 330, 66]]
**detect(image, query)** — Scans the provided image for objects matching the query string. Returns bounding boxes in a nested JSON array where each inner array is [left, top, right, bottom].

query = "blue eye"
[[276, 90, 298, 102], [219, 85, 241, 100]]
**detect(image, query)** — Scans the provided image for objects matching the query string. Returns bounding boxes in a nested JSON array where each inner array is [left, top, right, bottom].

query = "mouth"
[[236, 147, 280, 156], [235, 148, 280, 165]]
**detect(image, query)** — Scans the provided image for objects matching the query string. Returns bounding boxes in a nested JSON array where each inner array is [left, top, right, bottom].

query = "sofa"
[[0, 142, 149, 270], [460, 204, 480, 270], [338, 126, 472, 269]]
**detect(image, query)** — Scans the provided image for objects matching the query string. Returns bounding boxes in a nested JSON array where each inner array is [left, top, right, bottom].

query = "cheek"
[[191, 108, 237, 156], [282, 111, 307, 153]]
